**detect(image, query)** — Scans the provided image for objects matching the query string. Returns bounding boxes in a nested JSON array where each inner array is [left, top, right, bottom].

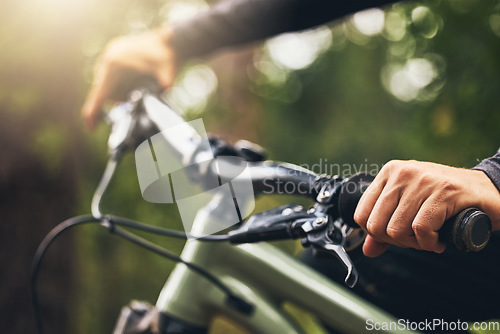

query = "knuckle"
[[353, 211, 368, 227], [396, 164, 417, 180], [383, 160, 419, 181], [439, 180, 457, 193], [381, 160, 401, 175], [386, 225, 406, 240], [365, 221, 376, 235], [416, 173, 432, 187], [411, 221, 431, 237], [366, 220, 385, 237], [103, 39, 124, 62]]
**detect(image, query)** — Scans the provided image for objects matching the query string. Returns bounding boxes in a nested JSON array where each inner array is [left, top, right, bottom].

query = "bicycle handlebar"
[[106, 88, 321, 198], [216, 161, 319, 197], [104, 85, 492, 254]]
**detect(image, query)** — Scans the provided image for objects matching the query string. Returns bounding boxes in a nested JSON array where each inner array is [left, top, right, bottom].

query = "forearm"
[[170, 0, 397, 59]]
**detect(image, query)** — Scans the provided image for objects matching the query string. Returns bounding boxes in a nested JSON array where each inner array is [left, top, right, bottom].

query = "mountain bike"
[[32, 83, 492, 334]]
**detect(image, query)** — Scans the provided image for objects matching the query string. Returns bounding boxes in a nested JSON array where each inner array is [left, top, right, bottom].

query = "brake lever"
[[303, 221, 359, 288], [106, 101, 135, 160], [91, 88, 157, 218], [227, 177, 363, 287], [105, 89, 160, 160], [301, 177, 361, 288]]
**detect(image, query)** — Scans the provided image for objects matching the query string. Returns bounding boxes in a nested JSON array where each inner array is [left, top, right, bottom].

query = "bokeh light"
[[352, 8, 385, 36], [168, 64, 218, 114], [264, 27, 332, 70]]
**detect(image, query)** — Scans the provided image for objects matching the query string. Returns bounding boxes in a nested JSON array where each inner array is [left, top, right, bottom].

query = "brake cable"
[[31, 215, 251, 334]]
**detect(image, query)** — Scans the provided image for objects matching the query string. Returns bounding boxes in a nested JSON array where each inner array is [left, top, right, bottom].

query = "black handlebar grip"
[[338, 172, 375, 228], [338, 172, 492, 252], [438, 208, 492, 252]]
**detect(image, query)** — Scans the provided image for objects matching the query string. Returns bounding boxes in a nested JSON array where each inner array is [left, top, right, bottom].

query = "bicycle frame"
[[155, 197, 416, 334]]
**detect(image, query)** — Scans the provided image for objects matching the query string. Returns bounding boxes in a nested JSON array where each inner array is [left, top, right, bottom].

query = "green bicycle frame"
[[155, 203, 420, 334]]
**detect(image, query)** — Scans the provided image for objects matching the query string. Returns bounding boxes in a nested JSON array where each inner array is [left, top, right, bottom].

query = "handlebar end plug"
[[440, 208, 492, 252]]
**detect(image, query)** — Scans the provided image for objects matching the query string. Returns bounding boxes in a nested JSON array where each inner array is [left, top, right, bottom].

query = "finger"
[[82, 86, 103, 130], [363, 185, 401, 242], [412, 199, 447, 253], [354, 175, 387, 228], [362, 235, 390, 257], [81, 64, 113, 130], [385, 194, 421, 249]]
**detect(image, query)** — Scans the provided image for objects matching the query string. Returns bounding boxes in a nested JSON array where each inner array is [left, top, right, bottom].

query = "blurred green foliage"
[[1, 0, 500, 333]]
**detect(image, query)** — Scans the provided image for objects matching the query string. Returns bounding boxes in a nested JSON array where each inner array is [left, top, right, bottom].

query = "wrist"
[[469, 169, 500, 230]]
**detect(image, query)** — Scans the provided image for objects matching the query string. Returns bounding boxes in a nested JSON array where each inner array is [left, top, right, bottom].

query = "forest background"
[[1, 0, 500, 333]]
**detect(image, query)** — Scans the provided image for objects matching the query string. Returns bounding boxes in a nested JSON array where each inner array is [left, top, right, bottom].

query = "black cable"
[[31, 215, 248, 334], [31, 215, 101, 334], [103, 221, 234, 296], [103, 221, 254, 315], [106, 215, 229, 241]]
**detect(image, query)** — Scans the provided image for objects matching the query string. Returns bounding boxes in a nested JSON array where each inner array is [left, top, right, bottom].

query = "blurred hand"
[[82, 27, 178, 130], [354, 160, 500, 257]]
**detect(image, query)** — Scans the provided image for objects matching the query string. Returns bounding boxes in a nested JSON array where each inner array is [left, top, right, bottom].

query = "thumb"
[[82, 65, 114, 131], [81, 84, 106, 131], [363, 235, 390, 257]]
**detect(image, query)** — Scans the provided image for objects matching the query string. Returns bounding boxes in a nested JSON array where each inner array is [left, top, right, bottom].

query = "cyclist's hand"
[[82, 27, 178, 130], [354, 160, 500, 257]]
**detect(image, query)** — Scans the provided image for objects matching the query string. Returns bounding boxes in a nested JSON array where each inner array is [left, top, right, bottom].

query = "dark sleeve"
[[473, 149, 500, 192], [170, 0, 397, 59]]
